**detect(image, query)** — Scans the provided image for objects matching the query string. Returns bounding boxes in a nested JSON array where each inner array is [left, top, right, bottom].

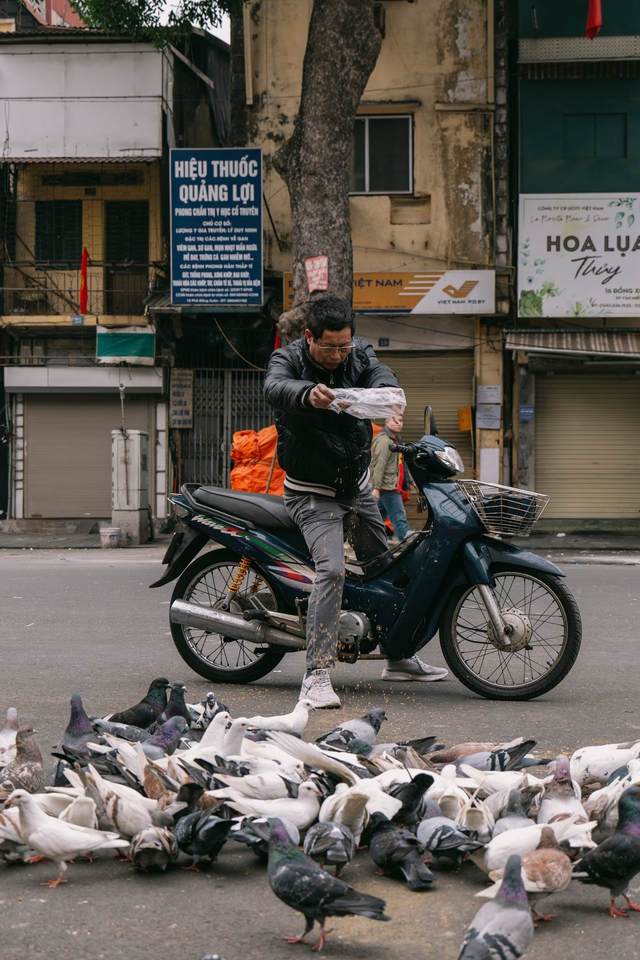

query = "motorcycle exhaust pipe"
[[170, 599, 306, 651]]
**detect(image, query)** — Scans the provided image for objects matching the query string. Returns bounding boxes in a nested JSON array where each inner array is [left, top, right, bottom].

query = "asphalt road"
[[1, 548, 640, 959]]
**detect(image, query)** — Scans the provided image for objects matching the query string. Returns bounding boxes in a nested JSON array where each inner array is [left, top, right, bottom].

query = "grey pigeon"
[[174, 810, 233, 869], [318, 708, 387, 748], [492, 790, 536, 838], [367, 811, 435, 891], [573, 785, 640, 916], [231, 815, 300, 860], [58, 693, 96, 757], [130, 815, 179, 872], [148, 680, 192, 732], [303, 821, 355, 877], [0, 707, 19, 752], [417, 799, 484, 869], [458, 854, 534, 959], [457, 739, 546, 773], [142, 716, 188, 760], [108, 677, 169, 728], [268, 818, 390, 951], [1, 726, 45, 794], [91, 718, 152, 743]]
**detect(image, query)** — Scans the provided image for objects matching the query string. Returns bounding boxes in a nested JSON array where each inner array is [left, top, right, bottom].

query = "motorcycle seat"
[[189, 485, 297, 530]]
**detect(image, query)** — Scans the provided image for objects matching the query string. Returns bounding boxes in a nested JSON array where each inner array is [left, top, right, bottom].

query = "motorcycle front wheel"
[[170, 550, 287, 683], [439, 567, 582, 701]]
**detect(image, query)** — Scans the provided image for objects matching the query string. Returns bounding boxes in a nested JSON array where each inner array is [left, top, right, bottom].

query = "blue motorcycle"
[[152, 412, 581, 701]]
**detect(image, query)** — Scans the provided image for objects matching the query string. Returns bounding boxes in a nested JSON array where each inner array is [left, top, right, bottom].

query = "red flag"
[[79, 247, 88, 314], [586, 0, 602, 39]]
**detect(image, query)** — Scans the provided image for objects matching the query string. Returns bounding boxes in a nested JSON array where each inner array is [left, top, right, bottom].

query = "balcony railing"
[[2, 264, 151, 317]]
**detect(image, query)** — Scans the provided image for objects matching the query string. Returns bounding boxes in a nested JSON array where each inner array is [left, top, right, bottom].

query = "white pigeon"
[[583, 761, 640, 841], [265, 731, 362, 785], [345, 779, 403, 820], [224, 718, 253, 756], [6, 789, 128, 886], [467, 818, 596, 875], [209, 771, 301, 801], [31, 793, 75, 818], [459, 765, 552, 798], [58, 796, 98, 829], [570, 740, 640, 786], [537, 755, 587, 829], [246, 699, 315, 735], [221, 779, 322, 830], [319, 786, 371, 846], [0, 805, 34, 863], [426, 765, 469, 820], [456, 793, 495, 843], [196, 711, 232, 751]]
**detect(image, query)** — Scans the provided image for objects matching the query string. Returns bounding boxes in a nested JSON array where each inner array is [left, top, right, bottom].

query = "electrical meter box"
[[111, 430, 149, 544]]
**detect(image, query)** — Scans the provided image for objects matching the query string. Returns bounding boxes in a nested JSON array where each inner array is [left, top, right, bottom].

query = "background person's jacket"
[[264, 336, 398, 499], [370, 425, 401, 491]]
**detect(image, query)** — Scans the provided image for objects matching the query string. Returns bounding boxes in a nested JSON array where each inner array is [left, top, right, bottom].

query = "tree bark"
[[272, 0, 381, 341]]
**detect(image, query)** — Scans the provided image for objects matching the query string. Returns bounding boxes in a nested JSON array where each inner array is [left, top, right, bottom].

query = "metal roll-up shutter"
[[24, 394, 151, 518], [535, 374, 640, 518], [382, 351, 474, 470]]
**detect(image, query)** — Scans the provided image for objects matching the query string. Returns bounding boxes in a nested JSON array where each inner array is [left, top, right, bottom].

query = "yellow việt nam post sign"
[[283, 271, 495, 314]]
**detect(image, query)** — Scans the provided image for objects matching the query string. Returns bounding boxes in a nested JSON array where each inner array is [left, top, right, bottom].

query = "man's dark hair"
[[306, 296, 355, 340]]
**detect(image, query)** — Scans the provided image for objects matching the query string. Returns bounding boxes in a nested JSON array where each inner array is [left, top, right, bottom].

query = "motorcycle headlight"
[[436, 446, 464, 474]]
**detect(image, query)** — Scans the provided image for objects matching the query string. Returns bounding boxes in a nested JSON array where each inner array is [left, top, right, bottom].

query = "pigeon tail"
[[402, 859, 436, 890]]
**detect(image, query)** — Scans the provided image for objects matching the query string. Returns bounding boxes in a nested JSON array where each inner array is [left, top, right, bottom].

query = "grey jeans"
[[284, 487, 389, 671]]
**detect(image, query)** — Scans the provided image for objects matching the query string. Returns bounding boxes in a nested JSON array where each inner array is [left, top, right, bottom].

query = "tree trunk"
[[273, 0, 381, 341]]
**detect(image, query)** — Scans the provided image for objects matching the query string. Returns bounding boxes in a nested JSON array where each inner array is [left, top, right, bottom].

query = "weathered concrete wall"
[[245, 0, 494, 277]]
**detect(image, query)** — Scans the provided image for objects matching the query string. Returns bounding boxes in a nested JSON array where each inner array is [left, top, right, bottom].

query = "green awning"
[[96, 326, 156, 366]]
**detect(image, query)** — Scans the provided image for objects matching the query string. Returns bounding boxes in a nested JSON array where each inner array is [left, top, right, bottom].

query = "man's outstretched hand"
[[307, 384, 336, 409]]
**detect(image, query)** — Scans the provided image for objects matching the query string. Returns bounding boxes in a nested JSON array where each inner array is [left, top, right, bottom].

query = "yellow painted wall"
[[246, 0, 494, 276], [6, 161, 162, 322]]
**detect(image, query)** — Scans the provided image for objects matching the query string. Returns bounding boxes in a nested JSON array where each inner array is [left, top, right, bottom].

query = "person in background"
[[370, 413, 412, 542]]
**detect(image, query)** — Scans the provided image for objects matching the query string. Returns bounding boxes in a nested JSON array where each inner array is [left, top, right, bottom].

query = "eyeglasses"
[[312, 338, 355, 354]]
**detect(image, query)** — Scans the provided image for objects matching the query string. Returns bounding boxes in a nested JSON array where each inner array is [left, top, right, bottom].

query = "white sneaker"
[[299, 668, 341, 709], [381, 655, 448, 682]]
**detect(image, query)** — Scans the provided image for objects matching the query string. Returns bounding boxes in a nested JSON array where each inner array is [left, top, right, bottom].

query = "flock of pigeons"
[[2, 677, 640, 958]]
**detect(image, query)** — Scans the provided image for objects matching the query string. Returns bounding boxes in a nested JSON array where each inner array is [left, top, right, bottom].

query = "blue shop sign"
[[170, 148, 263, 306], [519, 404, 535, 421]]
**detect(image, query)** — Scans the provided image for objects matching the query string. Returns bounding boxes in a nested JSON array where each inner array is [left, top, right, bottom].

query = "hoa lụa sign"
[[518, 194, 640, 318], [284, 271, 495, 314], [170, 148, 263, 306]]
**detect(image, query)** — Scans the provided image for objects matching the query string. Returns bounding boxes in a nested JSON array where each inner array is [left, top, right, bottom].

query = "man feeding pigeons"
[[264, 296, 447, 708]]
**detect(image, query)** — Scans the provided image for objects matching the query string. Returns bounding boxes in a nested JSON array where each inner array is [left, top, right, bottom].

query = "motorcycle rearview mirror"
[[424, 405, 438, 436]]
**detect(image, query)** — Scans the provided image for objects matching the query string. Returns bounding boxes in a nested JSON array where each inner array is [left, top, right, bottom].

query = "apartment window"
[[35, 200, 82, 266], [563, 114, 627, 159], [350, 115, 412, 194]]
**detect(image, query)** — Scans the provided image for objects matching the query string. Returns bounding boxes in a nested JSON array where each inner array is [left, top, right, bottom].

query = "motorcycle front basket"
[[456, 480, 550, 537]]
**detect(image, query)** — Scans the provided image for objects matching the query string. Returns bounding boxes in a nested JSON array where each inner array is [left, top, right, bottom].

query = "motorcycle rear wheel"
[[170, 550, 287, 683], [439, 567, 581, 701]]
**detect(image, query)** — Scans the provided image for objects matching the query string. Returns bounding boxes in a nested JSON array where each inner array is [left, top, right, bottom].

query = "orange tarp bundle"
[[230, 424, 285, 495]]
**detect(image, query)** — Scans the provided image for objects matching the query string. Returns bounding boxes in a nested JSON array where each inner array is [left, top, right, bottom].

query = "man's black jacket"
[[264, 337, 398, 498]]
